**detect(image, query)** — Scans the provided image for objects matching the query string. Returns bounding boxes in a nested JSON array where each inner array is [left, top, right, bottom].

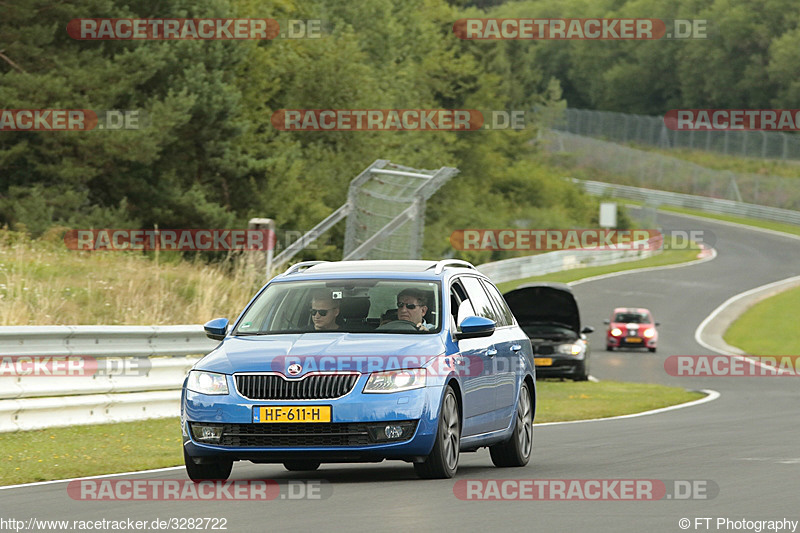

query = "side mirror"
[[603, 319, 610, 325], [655, 322, 661, 327], [204, 318, 229, 341], [581, 325, 595, 334], [456, 316, 496, 339]]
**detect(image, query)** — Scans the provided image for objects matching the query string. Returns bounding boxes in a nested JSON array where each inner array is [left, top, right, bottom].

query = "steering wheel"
[[377, 320, 422, 332]]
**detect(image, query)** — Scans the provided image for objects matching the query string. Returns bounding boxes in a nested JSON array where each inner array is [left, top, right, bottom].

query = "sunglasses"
[[397, 301, 423, 310], [310, 308, 333, 316]]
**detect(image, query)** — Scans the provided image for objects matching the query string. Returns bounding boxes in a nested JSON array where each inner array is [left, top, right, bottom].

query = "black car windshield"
[[614, 313, 650, 323], [522, 322, 576, 340], [234, 279, 441, 335]]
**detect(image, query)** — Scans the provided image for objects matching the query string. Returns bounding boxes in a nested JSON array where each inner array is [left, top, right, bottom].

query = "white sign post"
[[248, 218, 275, 280], [599, 202, 617, 229]]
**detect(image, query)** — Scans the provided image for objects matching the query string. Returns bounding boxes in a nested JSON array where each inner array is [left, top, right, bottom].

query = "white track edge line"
[[694, 275, 800, 377], [535, 389, 720, 427], [0, 466, 185, 491]]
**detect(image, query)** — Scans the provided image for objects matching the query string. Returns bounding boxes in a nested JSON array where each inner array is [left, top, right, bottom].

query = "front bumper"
[[181, 373, 442, 462], [533, 355, 584, 377], [607, 335, 656, 349]]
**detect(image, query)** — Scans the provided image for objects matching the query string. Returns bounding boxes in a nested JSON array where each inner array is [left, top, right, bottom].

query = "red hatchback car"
[[604, 308, 659, 353]]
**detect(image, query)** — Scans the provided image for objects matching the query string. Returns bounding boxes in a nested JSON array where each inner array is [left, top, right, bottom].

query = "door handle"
[[511, 344, 522, 352], [486, 348, 497, 357]]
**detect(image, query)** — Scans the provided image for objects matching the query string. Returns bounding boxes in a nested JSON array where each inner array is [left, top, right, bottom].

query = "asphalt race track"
[[3, 211, 799, 533]]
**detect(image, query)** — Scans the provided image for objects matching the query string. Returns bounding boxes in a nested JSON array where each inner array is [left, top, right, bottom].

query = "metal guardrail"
[[0, 326, 216, 432], [0, 325, 218, 357], [573, 179, 800, 226], [477, 237, 661, 284]]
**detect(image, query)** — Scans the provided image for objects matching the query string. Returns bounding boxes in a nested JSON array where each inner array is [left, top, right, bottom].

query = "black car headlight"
[[557, 343, 584, 356]]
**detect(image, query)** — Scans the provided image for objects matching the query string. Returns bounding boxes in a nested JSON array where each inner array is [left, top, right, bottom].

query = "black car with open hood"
[[503, 283, 593, 381]]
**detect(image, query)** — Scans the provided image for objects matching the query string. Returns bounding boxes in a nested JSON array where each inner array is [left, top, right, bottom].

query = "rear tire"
[[606, 345, 613, 351], [490, 381, 533, 467], [414, 385, 460, 479], [184, 449, 233, 482], [283, 461, 321, 472]]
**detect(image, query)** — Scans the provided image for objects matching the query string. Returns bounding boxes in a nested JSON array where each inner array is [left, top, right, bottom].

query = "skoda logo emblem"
[[287, 363, 302, 376]]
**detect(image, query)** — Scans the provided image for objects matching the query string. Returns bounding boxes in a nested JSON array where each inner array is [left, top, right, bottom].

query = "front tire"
[[184, 449, 233, 482], [573, 361, 589, 382], [490, 381, 533, 467], [648, 347, 657, 353], [414, 385, 460, 479]]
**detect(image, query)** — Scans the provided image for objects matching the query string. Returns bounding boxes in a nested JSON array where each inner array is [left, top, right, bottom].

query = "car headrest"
[[338, 297, 370, 319]]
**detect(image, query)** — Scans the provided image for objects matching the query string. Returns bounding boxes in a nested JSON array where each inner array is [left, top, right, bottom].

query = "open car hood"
[[503, 282, 581, 334]]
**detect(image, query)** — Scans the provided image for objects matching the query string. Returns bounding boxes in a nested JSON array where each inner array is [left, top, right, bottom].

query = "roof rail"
[[282, 261, 329, 276], [431, 259, 477, 275]]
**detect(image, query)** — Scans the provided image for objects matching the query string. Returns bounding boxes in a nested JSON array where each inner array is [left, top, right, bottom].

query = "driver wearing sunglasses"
[[310, 290, 340, 331], [396, 288, 432, 331]]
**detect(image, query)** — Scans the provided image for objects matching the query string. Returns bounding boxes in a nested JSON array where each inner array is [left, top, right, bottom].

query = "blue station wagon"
[[181, 260, 536, 479]]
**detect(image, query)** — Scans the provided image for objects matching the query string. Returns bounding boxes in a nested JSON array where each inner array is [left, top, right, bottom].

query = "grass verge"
[[723, 285, 800, 355], [534, 381, 704, 423], [496, 240, 702, 293], [0, 418, 183, 486], [1, 382, 705, 486]]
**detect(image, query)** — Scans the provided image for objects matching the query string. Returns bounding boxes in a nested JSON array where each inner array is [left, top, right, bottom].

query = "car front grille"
[[192, 422, 418, 447], [235, 373, 359, 400], [219, 423, 371, 447]]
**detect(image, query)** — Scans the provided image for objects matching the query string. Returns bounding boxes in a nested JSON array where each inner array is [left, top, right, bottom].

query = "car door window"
[[480, 279, 514, 327], [460, 276, 500, 324]]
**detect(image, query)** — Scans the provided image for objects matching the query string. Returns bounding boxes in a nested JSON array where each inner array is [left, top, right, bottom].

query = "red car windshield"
[[613, 313, 650, 324]]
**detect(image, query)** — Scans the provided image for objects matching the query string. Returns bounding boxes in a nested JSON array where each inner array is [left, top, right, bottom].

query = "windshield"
[[522, 323, 577, 340], [614, 312, 650, 324], [234, 279, 442, 335]]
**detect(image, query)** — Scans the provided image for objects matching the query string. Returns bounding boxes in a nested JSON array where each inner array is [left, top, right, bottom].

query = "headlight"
[[557, 343, 583, 356], [364, 369, 426, 393], [610, 328, 622, 337], [643, 328, 656, 338], [186, 370, 229, 395]]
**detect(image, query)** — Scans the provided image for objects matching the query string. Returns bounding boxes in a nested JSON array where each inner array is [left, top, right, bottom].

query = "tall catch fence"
[[554, 107, 800, 161], [270, 160, 458, 273], [541, 130, 800, 211]]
